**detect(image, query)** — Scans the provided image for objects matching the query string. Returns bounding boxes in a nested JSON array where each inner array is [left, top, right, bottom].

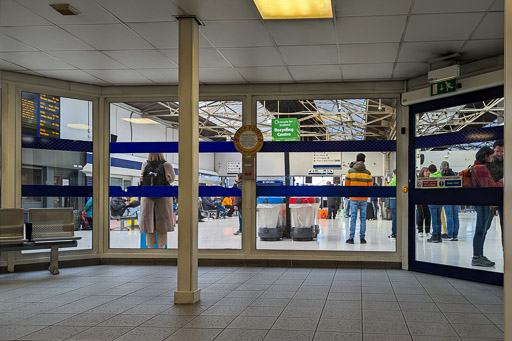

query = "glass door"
[[408, 86, 504, 285]]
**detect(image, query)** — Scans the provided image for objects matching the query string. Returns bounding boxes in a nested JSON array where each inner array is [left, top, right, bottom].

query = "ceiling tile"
[[174, 0, 260, 20], [340, 43, 399, 64], [392, 62, 430, 79], [219, 47, 283, 67], [0, 26, 94, 51], [45, 51, 128, 69], [62, 24, 153, 50], [461, 39, 504, 61], [491, 0, 504, 11], [103, 50, 176, 69], [96, 0, 181, 22], [0, 52, 75, 70], [333, 0, 412, 16], [472, 12, 504, 39], [279, 45, 339, 66], [266, 20, 336, 45], [199, 67, 246, 83], [128, 22, 211, 49], [0, 32, 36, 52], [0, 58, 27, 70], [200, 20, 274, 48], [237, 66, 292, 82], [338, 16, 406, 44], [35, 70, 109, 85], [342, 63, 394, 80], [135, 68, 178, 84], [289, 65, 341, 81], [16, 0, 118, 24], [412, 0, 493, 13], [85, 69, 154, 84], [162, 48, 231, 68], [0, 0, 50, 26], [405, 13, 484, 41], [398, 41, 465, 62]]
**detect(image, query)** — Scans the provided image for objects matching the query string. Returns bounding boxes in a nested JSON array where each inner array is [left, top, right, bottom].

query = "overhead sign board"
[[22, 91, 61, 138], [272, 118, 300, 141], [417, 176, 463, 188], [313, 152, 341, 168], [431, 78, 457, 96]]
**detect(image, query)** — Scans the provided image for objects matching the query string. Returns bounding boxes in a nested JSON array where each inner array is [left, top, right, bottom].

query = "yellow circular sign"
[[233, 125, 263, 155], [402, 186, 408, 193]]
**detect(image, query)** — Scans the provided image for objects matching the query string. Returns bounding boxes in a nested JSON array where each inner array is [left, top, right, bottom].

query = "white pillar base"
[[174, 289, 201, 304]]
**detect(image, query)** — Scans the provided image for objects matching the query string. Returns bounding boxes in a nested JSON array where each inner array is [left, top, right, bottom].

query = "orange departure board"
[[21, 91, 60, 138]]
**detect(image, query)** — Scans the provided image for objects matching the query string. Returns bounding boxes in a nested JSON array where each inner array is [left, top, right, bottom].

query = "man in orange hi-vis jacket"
[[345, 153, 373, 244]]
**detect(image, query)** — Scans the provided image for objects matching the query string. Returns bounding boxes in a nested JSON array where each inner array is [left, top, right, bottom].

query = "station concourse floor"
[[0, 264, 504, 340], [73, 209, 504, 273]]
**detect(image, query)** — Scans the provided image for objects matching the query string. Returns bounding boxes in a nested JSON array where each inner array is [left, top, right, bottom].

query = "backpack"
[[110, 197, 127, 217], [141, 160, 168, 186], [460, 165, 482, 188]]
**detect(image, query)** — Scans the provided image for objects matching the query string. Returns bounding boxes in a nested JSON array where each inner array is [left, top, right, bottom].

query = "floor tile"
[[200, 305, 246, 316], [57, 313, 118, 326], [443, 312, 492, 324], [97, 314, 156, 327], [240, 306, 285, 317], [403, 310, 448, 323], [363, 309, 405, 323], [183, 315, 236, 329], [451, 323, 504, 338], [214, 328, 267, 341], [363, 319, 409, 335], [407, 321, 458, 337], [20, 325, 89, 341], [142, 314, 195, 328], [272, 316, 319, 331], [395, 294, 433, 303], [67, 326, 134, 341], [364, 334, 411, 341], [113, 327, 176, 341], [227, 316, 277, 329], [436, 303, 480, 313], [362, 301, 400, 311], [317, 318, 362, 333], [263, 330, 314, 341], [399, 301, 440, 312], [14, 313, 76, 325], [314, 331, 362, 341], [163, 328, 222, 341], [362, 293, 397, 302], [281, 306, 323, 318], [0, 325, 44, 340]]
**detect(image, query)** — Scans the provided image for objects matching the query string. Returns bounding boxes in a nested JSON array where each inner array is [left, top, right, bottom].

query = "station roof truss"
[[416, 97, 504, 150], [120, 98, 397, 142]]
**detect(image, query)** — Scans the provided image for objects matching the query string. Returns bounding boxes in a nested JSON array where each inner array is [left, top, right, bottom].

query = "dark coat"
[[487, 157, 503, 182], [139, 161, 175, 234], [201, 197, 217, 210]]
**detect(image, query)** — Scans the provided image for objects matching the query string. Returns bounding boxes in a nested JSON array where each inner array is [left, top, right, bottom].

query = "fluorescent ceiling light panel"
[[121, 118, 159, 124], [253, 0, 333, 19], [67, 123, 91, 130]]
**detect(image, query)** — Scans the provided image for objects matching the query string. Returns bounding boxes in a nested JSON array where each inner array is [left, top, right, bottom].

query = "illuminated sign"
[[22, 91, 60, 138]]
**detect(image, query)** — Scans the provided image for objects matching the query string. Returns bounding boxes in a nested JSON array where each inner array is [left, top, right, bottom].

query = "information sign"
[[308, 169, 334, 175], [227, 161, 242, 174], [417, 176, 463, 188], [233, 125, 263, 155], [313, 152, 341, 168], [272, 118, 300, 141]]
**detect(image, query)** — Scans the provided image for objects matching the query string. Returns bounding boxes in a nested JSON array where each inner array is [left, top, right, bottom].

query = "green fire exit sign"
[[431, 78, 457, 96], [272, 118, 300, 141]]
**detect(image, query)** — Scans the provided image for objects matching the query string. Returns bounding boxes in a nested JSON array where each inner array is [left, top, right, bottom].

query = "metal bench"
[[0, 208, 81, 275]]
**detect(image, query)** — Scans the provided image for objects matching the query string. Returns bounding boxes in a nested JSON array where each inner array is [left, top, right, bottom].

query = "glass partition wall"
[[408, 87, 504, 284], [108, 100, 243, 250], [255, 98, 397, 252], [21, 92, 94, 251]]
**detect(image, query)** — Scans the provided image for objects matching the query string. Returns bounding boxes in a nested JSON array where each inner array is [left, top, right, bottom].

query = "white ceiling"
[[0, 0, 504, 86]]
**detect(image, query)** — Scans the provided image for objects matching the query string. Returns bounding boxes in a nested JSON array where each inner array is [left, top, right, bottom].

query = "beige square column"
[[174, 17, 201, 304], [504, 0, 511, 337]]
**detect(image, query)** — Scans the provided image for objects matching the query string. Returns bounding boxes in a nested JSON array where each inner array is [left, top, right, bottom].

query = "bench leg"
[[49, 246, 60, 275], [7, 251, 15, 273]]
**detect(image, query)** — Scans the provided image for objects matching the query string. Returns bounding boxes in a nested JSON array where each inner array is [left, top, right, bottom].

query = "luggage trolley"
[[289, 197, 320, 241], [257, 197, 285, 241]]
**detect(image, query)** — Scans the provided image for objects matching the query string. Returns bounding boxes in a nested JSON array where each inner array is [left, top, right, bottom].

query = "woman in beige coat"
[[139, 153, 175, 248]]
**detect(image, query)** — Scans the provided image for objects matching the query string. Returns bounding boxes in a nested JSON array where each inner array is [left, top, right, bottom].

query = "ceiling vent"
[[50, 3, 80, 15]]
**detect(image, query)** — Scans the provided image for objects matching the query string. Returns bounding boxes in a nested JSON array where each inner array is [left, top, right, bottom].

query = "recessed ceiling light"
[[67, 123, 91, 130], [121, 118, 159, 125], [50, 3, 80, 16], [253, 0, 333, 20]]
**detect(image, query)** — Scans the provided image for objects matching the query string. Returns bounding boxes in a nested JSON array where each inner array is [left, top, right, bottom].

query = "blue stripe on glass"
[[22, 185, 92, 197], [257, 186, 396, 197], [416, 126, 503, 149], [22, 136, 92, 152]]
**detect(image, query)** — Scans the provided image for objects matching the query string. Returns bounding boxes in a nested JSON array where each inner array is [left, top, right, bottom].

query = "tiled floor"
[[0, 265, 504, 340]]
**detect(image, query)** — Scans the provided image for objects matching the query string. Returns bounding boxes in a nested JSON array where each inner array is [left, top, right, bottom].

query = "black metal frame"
[[407, 86, 504, 285]]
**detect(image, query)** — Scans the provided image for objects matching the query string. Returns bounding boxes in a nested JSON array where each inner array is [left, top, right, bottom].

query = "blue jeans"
[[390, 199, 396, 236], [428, 205, 443, 235], [349, 200, 367, 239], [344, 198, 350, 217], [444, 205, 460, 238], [371, 201, 378, 218], [497, 206, 503, 248], [473, 206, 493, 257], [237, 210, 242, 232]]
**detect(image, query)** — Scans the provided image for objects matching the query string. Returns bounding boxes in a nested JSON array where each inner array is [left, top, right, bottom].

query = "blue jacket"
[[84, 197, 93, 218]]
